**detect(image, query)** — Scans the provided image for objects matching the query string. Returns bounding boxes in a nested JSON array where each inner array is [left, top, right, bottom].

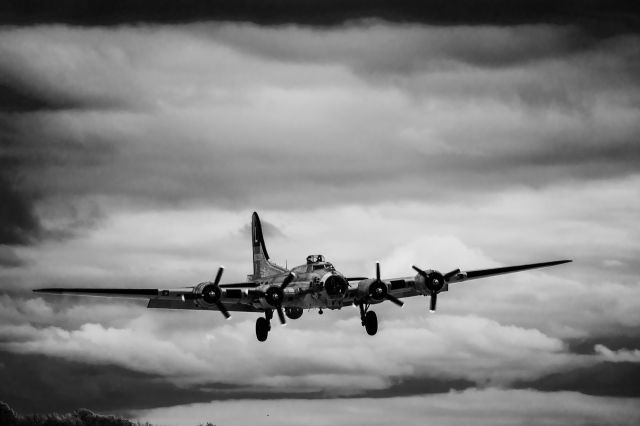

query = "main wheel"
[[256, 317, 269, 342], [364, 311, 378, 336]]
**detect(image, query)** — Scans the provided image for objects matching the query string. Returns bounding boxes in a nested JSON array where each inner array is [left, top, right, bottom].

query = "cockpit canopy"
[[306, 254, 325, 264], [291, 255, 335, 273]]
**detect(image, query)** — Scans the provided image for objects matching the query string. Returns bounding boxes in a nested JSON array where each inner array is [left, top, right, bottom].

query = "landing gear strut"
[[358, 303, 378, 336], [256, 309, 273, 342]]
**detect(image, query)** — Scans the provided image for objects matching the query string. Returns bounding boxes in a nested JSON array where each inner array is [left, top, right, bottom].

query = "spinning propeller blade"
[[213, 267, 224, 286], [412, 265, 427, 278], [276, 307, 286, 326], [281, 272, 296, 289], [412, 265, 441, 312], [429, 293, 437, 312], [386, 293, 404, 307], [212, 266, 231, 319], [374, 261, 404, 307], [215, 301, 231, 319]]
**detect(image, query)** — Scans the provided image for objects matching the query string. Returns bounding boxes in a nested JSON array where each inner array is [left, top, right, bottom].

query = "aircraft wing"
[[32, 284, 263, 313], [33, 288, 162, 299], [444, 259, 572, 284], [369, 259, 572, 312], [146, 298, 260, 312]]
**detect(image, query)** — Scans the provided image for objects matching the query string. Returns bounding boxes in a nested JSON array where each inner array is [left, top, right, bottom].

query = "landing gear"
[[358, 303, 378, 336], [256, 310, 273, 342], [256, 317, 269, 342], [364, 311, 378, 335]]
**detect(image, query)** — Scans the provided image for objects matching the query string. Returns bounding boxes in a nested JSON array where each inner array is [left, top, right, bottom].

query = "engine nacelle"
[[285, 306, 303, 320], [322, 273, 349, 297], [194, 282, 223, 307], [355, 279, 389, 303], [264, 286, 284, 307], [413, 270, 448, 296]]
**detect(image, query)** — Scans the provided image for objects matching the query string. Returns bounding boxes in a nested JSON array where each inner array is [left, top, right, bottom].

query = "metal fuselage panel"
[[223, 265, 424, 311], [250, 266, 339, 309]]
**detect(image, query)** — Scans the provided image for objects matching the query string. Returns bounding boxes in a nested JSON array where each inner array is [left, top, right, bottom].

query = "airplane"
[[34, 212, 571, 342]]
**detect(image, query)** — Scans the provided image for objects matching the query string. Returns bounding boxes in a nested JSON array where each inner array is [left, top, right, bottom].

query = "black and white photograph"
[[1, 1, 639, 425]]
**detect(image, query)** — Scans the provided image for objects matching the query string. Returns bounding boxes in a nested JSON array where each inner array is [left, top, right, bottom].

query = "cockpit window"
[[306, 254, 325, 264], [311, 262, 334, 271]]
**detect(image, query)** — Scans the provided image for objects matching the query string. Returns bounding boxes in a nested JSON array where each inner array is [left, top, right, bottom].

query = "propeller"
[[265, 287, 286, 325], [263, 272, 296, 326], [281, 271, 296, 289], [368, 262, 404, 307], [201, 266, 231, 319], [411, 265, 460, 312]]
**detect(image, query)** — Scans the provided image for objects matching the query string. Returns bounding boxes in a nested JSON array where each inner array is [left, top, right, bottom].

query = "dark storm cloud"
[[566, 333, 640, 355], [0, 174, 40, 245], [0, 76, 104, 113], [136, 389, 640, 426], [0, 349, 476, 413], [0, 114, 114, 246], [0, 82, 56, 113], [0, 49, 143, 113], [363, 377, 475, 398], [0, 350, 215, 414], [0, 22, 638, 250], [204, 23, 600, 73], [0, 45, 120, 247], [516, 362, 640, 397], [0, 101, 39, 246], [6, 343, 635, 412], [0, 246, 26, 268], [1, 0, 639, 35]]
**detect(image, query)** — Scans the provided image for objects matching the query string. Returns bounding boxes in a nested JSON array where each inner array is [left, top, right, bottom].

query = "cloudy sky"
[[1, 1, 640, 425]]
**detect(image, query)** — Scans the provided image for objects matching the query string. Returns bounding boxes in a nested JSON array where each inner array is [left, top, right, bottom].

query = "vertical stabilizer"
[[252, 212, 287, 279]]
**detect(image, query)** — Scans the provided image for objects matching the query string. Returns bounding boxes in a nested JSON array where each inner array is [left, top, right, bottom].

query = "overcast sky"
[[1, 1, 640, 425]]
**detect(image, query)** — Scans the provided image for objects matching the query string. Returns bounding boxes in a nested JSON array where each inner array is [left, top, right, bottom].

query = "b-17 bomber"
[[34, 212, 571, 342]]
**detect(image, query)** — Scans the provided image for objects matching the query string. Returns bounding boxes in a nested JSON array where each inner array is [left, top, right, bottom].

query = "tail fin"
[[252, 212, 287, 279]]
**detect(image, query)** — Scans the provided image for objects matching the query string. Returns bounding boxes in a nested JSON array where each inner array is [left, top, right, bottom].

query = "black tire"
[[364, 311, 378, 336], [256, 317, 269, 342]]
